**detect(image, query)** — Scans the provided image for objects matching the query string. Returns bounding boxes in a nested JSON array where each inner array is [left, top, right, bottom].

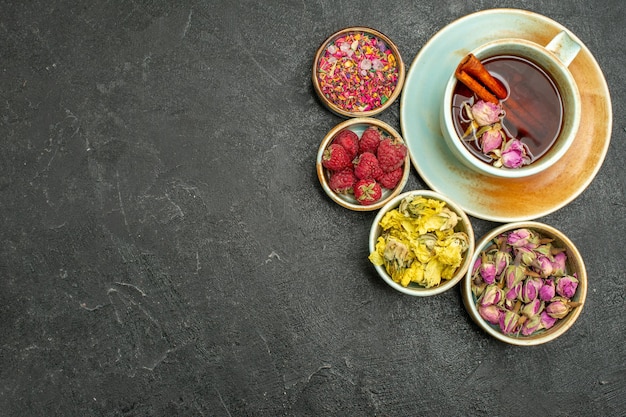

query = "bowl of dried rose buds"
[[312, 27, 405, 118], [462, 221, 587, 345], [317, 118, 410, 211], [368, 190, 475, 295]]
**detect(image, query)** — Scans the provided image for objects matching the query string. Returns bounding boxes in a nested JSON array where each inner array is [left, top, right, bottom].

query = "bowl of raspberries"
[[316, 118, 410, 211]]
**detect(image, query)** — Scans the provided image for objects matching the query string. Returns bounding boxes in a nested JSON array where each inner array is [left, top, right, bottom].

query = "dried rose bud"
[[534, 243, 553, 257], [479, 260, 497, 285], [479, 284, 503, 307], [501, 139, 528, 169], [551, 251, 568, 276], [470, 100, 502, 126], [480, 127, 504, 154], [556, 275, 579, 299], [521, 315, 542, 336], [521, 298, 544, 318], [505, 264, 526, 289], [494, 250, 511, 276], [545, 297, 572, 319], [539, 279, 556, 301], [540, 311, 558, 330], [472, 280, 487, 299], [506, 228, 533, 248], [521, 277, 542, 303], [516, 247, 537, 267], [479, 304, 502, 325], [505, 282, 522, 301], [533, 255, 554, 278], [499, 310, 521, 335]]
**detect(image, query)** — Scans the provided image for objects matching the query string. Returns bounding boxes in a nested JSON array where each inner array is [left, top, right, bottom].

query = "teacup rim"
[[441, 37, 582, 179]]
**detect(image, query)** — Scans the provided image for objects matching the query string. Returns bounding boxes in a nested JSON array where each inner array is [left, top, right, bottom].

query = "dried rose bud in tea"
[[471, 228, 582, 337]]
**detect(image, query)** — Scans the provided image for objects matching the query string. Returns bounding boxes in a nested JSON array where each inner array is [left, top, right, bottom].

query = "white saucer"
[[400, 8, 612, 222]]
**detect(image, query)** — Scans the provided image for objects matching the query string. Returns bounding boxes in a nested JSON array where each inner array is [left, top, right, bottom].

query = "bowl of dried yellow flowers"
[[462, 221, 587, 345], [368, 190, 474, 296]]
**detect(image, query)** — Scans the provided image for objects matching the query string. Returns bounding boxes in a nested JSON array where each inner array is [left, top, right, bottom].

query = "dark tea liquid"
[[451, 55, 563, 164]]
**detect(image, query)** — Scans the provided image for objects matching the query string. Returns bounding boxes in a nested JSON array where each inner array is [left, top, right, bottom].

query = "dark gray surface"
[[1, 1, 625, 416]]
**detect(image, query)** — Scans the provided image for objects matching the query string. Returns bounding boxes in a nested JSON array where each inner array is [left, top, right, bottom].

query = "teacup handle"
[[545, 31, 581, 67]]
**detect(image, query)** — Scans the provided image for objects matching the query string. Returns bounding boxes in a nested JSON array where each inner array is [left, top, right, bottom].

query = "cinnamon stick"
[[454, 70, 499, 104], [458, 54, 508, 99]]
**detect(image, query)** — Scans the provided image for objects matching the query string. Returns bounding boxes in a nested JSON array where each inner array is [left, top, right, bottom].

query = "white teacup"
[[440, 31, 581, 178]]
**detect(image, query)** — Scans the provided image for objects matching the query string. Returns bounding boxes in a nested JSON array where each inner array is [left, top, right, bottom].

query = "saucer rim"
[[400, 8, 612, 222]]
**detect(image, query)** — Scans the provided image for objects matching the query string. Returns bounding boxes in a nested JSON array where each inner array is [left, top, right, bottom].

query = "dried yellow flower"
[[369, 196, 470, 288]]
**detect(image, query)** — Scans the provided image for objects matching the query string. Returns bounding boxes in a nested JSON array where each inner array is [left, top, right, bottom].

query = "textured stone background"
[[1, 1, 624, 416]]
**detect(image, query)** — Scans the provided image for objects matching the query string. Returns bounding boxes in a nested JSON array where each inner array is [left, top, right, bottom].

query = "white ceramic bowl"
[[317, 118, 410, 211], [369, 190, 475, 295], [462, 221, 587, 345]]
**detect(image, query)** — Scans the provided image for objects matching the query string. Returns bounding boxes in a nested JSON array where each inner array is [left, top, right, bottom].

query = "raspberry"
[[377, 137, 407, 172], [353, 152, 383, 180], [322, 143, 352, 171], [333, 129, 359, 160], [377, 166, 404, 189], [359, 127, 382, 154], [328, 168, 356, 194], [354, 179, 382, 205]]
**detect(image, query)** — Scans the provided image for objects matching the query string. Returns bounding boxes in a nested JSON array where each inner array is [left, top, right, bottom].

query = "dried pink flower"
[[470, 100, 502, 126], [551, 252, 568, 276], [556, 275, 579, 299], [521, 315, 542, 336], [521, 277, 543, 303], [506, 229, 532, 248], [539, 279, 556, 301], [546, 297, 572, 319], [481, 127, 504, 154], [479, 260, 497, 285], [534, 255, 554, 278], [479, 284, 503, 307], [540, 311, 558, 330], [499, 310, 521, 335], [479, 304, 502, 325], [505, 282, 522, 301], [521, 298, 544, 318], [501, 138, 527, 169]]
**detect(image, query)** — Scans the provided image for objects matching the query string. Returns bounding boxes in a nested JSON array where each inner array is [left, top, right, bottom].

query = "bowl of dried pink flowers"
[[462, 221, 587, 345], [312, 27, 405, 118], [317, 118, 410, 211]]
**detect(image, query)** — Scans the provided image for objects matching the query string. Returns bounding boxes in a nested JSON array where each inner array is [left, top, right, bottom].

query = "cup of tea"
[[440, 31, 582, 178]]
